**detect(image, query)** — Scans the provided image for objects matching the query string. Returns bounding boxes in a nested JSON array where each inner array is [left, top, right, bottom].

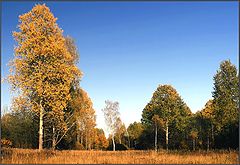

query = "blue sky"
[[1, 2, 238, 131]]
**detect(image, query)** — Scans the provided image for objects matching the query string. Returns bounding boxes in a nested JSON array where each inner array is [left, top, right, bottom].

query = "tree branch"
[[55, 122, 76, 146]]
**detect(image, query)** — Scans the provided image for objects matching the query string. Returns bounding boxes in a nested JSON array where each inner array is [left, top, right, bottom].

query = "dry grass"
[[1, 148, 239, 164]]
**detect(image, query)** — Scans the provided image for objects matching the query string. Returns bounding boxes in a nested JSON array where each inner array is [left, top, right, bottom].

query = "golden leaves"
[[9, 4, 82, 119], [201, 99, 214, 120]]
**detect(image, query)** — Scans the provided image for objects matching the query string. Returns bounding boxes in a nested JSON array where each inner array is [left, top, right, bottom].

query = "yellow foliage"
[[8, 4, 82, 118], [201, 99, 214, 120], [1, 139, 13, 148]]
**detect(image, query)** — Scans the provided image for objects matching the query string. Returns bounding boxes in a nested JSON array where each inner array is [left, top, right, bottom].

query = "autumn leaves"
[[8, 4, 82, 150]]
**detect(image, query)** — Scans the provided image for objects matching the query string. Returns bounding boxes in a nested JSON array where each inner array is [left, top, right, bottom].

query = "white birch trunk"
[[166, 122, 169, 151], [81, 133, 83, 144], [112, 136, 115, 151], [52, 126, 56, 150], [39, 101, 44, 150]]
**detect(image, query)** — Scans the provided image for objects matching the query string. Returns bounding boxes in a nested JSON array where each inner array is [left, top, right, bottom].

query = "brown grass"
[[1, 148, 239, 164]]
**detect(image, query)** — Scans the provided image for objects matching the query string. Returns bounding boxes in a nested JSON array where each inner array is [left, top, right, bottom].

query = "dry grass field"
[[1, 148, 239, 164]]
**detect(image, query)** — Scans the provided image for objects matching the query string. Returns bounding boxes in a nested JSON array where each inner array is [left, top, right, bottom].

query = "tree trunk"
[[85, 133, 88, 150], [193, 139, 195, 151], [155, 124, 158, 152], [52, 126, 56, 150], [128, 139, 130, 148], [119, 136, 122, 144], [112, 136, 115, 151], [126, 130, 130, 148], [77, 131, 80, 143], [207, 134, 209, 151], [211, 124, 214, 149], [39, 101, 44, 151], [88, 139, 91, 150], [81, 133, 83, 144], [166, 122, 169, 151]]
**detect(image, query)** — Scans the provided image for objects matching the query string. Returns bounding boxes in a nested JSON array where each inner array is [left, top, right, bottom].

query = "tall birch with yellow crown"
[[8, 4, 82, 150]]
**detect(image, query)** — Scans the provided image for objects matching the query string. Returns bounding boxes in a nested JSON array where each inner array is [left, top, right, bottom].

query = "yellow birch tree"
[[8, 4, 81, 150]]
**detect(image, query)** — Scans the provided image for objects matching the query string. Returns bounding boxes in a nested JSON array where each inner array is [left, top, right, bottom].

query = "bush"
[[1, 139, 12, 148]]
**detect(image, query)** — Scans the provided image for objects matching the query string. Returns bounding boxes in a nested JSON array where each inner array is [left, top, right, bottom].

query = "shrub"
[[1, 139, 12, 148]]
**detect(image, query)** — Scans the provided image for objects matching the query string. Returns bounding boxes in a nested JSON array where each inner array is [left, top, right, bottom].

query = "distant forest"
[[1, 4, 239, 151]]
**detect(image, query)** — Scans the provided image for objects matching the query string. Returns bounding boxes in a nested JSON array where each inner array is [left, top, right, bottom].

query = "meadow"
[[2, 4, 239, 165], [1, 148, 239, 164]]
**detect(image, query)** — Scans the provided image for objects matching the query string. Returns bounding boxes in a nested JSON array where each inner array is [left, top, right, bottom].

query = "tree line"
[[125, 60, 238, 151], [102, 59, 238, 151], [1, 4, 239, 151]]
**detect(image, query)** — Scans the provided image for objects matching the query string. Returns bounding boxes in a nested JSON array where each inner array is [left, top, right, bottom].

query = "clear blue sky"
[[1, 2, 238, 131]]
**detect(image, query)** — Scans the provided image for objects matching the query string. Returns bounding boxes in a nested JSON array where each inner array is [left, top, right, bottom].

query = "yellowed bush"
[[1, 139, 12, 148]]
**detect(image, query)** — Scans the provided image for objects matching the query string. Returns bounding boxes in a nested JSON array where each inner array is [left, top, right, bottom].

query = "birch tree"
[[114, 117, 127, 145], [102, 100, 120, 151], [142, 85, 190, 150], [71, 88, 96, 149], [8, 4, 81, 150]]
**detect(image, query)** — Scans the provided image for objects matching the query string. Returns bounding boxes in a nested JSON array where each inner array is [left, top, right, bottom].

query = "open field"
[[1, 148, 239, 164]]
